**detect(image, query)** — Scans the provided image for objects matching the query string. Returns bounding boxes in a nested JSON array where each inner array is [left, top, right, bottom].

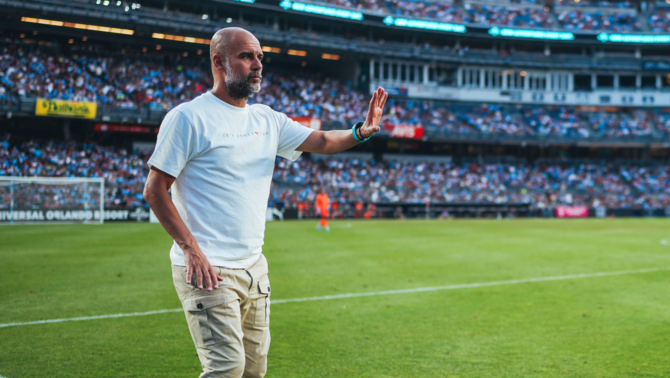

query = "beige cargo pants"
[[172, 254, 271, 378]]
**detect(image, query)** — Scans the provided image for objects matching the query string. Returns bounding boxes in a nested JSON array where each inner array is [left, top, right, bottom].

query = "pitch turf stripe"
[[1, 266, 668, 329]]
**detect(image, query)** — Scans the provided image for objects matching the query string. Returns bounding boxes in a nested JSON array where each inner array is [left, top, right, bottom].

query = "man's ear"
[[212, 55, 226, 73]]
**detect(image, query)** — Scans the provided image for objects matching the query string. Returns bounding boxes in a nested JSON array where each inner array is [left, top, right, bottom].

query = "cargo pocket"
[[184, 295, 232, 347], [254, 276, 271, 327]]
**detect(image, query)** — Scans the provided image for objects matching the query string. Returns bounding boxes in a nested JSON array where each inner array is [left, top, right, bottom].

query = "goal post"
[[0, 176, 105, 224]]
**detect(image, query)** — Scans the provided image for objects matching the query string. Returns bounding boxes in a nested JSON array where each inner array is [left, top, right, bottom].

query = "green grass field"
[[1, 219, 670, 377]]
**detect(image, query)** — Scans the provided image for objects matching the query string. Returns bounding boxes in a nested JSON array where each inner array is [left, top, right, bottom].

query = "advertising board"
[[35, 99, 97, 119], [383, 124, 425, 139], [0, 207, 151, 223], [556, 206, 589, 218]]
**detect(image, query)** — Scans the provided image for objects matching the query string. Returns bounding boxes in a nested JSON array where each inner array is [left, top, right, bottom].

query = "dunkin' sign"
[[383, 124, 425, 139], [556, 206, 589, 218]]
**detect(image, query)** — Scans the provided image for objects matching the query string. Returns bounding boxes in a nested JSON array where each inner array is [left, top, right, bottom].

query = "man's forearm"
[[144, 178, 198, 253], [144, 168, 221, 290], [298, 87, 386, 155], [313, 129, 360, 155]]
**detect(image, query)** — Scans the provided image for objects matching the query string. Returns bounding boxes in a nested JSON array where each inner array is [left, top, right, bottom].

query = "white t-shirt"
[[148, 92, 314, 268]]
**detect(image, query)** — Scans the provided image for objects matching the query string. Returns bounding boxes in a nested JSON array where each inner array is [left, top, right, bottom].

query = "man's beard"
[[225, 60, 262, 101]]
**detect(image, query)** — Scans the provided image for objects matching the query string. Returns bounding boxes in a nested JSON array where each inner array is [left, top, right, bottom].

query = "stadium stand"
[[3, 0, 670, 220], [464, 3, 555, 28], [3, 42, 670, 142], [0, 138, 149, 209], [271, 156, 670, 210], [0, 43, 212, 110], [315, 0, 642, 30], [648, 1, 670, 32], [555, 0, 636, 8], [250, 72, 369, 125], [3, 135, 670, 214], [556, 9, 642, 31]]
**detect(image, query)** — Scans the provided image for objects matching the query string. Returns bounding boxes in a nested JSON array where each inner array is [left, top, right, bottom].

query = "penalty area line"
[[1, 266, 668, 329]]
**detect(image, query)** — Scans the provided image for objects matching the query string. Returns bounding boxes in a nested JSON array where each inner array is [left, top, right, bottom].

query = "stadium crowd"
[[248, 72, 369, 124], [464, 3, 554, 28], [271, 156, 670, 210], [386, 101, 659, 139], [5, 42, 668, 140], [0, 138, 149, 209], [555, 0, 635, 8], [314, 0, 643, 31], [648, 3, 670, 32], [0, 42, 212, 110], [0, 42, 369, 124], [2, 137, 670, 213], [556, 9, 641, 31]]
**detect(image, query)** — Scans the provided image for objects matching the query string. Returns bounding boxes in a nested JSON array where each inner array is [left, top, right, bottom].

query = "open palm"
[[361, 87, 388, 138]]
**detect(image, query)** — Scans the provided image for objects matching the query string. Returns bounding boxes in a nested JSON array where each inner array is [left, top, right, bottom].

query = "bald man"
[[144, 27, 387, 377]]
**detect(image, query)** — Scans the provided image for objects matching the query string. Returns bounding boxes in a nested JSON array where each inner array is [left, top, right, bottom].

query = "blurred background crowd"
[[316, 0, 665, 32], [2, 136, 670, 212], [2, 43, 669, 141]]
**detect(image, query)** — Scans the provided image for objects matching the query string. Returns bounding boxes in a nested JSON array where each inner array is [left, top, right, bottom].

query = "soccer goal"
[[0, 177, 105, 224]]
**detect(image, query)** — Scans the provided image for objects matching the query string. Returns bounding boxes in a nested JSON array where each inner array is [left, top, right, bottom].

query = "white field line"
[[0, 266, 668, 329], [0, 309, 182, 328], [272, 266, 670, 304]]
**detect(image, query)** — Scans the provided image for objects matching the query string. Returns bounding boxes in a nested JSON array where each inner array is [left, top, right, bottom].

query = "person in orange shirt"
[[315, 188, 331, 231], [354, 202, 363, 219]]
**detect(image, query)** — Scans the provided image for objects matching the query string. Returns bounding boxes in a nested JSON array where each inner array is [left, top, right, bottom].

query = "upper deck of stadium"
[[3, 0, 670, 70]]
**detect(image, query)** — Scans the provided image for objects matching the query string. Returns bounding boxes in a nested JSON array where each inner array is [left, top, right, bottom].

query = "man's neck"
[[210, 84, 247, 108]]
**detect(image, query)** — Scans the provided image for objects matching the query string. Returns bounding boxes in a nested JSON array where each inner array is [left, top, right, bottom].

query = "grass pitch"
[[1, 219, 669, 377]]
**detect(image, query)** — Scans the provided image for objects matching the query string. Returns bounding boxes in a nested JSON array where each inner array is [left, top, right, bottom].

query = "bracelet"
[[352, 122, 371, 143]]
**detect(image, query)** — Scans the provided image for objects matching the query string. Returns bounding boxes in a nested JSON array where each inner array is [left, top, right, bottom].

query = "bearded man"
[[143, 27, 387, 378]]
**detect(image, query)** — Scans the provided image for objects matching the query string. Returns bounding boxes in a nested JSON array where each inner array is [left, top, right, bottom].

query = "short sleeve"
[[147, 110, 197, 178], [275, 111, 314, 161]]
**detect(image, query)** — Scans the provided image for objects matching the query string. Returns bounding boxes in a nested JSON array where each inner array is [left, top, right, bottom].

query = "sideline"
[[1, 266, 668, 329]]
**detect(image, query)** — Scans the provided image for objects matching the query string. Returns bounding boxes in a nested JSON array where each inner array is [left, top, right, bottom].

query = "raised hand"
[[360, 87, 388, 138]]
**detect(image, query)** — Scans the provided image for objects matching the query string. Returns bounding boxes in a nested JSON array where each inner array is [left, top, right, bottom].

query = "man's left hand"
[[360, 87, 388, 138]]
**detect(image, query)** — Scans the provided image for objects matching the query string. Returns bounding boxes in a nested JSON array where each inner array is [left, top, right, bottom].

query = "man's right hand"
[[184, 246, 224, 291]]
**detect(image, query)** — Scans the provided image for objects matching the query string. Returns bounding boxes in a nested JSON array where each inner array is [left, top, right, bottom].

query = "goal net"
[[0, 177, 105, 224]]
